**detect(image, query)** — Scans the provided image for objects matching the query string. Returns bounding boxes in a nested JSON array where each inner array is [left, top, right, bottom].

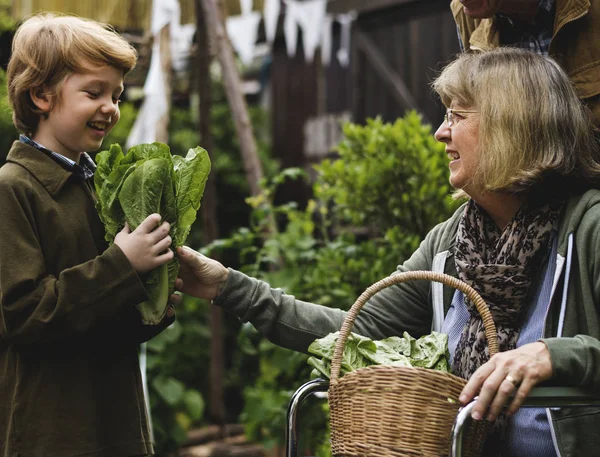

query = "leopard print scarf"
[[452, 198, 562, 379]]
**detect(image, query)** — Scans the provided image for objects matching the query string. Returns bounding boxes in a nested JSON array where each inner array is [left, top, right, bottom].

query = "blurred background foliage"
[[0, 0, 17, 166], [0, 8, 458, 453]]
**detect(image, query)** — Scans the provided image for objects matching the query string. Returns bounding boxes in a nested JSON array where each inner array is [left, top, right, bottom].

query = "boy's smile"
[[32, 64, 124, 163]]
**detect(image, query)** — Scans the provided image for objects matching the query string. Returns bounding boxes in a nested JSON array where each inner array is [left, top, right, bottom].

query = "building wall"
[[353, 0, 461, 127]]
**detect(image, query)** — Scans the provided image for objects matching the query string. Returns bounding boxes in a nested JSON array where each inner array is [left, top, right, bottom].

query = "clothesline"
[[227, 0, 356, 66]]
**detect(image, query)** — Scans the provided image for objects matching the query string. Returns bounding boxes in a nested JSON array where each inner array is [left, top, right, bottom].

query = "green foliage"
[[169, 81, 276, 196], [315, 112, 455, 239], [206, 111, 459, 455], [0, 0, 15, 33], [0, 68, 18, 165], [145, 296, 209, 453]]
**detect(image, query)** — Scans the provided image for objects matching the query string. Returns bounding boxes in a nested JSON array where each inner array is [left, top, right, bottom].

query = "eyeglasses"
[[444, 108, 478, 127]]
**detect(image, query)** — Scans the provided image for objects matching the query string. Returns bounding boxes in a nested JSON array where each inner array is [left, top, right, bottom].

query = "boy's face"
[[32, 64, 124, 162]]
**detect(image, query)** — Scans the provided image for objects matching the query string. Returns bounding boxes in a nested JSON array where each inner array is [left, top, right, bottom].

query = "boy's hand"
[[173, 246, 228, 300], [114, 213, 174, 273]]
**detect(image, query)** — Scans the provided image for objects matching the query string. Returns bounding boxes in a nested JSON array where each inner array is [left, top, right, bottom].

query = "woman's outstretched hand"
[[171, 246, 229, 301], [459, 341, 553, 421]]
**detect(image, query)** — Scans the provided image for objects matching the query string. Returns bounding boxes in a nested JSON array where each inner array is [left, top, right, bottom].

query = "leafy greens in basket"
[[307, 331, 451, 379], [94, 142, 211, 325]]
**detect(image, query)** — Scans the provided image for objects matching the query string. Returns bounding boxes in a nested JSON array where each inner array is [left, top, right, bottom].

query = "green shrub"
[[145, 295, 209, 453], [0, 68, 18, 165], [315, 112, 456, 240]]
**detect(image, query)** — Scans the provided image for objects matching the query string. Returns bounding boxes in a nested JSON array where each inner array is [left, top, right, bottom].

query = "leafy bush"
[[315, 112, 455, 240], [145, 297, 209, 453], [0, 0, 15, 34], [0, 68, 18, 165], [206, 111, 460, 454]]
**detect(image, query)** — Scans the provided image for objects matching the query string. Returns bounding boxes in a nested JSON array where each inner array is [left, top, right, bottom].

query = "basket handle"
[[329, 270, 498, 384]]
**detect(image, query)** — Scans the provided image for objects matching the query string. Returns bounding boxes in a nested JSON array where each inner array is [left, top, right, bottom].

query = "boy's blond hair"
[[7, 13, 137, 135]]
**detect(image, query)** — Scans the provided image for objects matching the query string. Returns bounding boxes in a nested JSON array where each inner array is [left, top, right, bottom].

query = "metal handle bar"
[[450, 387, 600, 457], [286, 378, 329, 457]]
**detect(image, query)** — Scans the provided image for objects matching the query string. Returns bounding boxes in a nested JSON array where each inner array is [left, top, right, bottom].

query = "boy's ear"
[[29, 87, 52, 113]]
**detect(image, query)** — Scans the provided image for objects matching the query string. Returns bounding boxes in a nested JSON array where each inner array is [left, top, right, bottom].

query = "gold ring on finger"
[[505, 374, 518, 386]]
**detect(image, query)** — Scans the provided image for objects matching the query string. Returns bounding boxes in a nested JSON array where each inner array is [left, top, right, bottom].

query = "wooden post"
[[194, 0, 225, 429], [155, 23, 172, 143], [200, 0, 264, 196]]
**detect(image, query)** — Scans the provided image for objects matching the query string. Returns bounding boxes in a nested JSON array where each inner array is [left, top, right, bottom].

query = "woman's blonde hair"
[[7, 13, 138, 134], [432, 47, 600, 197]]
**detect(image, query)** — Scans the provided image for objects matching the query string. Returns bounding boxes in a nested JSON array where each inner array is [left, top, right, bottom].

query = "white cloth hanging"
[[336, 12, 356, 68], [283, 0, 328, 62], [240, 0, 253, 16], [226, 12, 262, 65], [171, 23, 196, 72], [283, 0, 300, 57], [263, 0, 280, 44], [151, 0, 178, 35], [126, 41, 167, 148], [295, 0, 326, 62]]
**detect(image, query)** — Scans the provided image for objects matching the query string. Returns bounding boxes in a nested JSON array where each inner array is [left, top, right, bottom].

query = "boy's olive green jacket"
[[217, 190, 600, 457], [0, 141, 171, 457]]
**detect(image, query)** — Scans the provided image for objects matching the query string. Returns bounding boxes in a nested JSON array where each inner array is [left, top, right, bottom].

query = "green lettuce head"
[[94, 142, 211, 325]]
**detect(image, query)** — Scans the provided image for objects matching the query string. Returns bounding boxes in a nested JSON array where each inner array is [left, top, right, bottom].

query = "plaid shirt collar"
[[538, 0, 555, 13], [19, 134, 96, 181]]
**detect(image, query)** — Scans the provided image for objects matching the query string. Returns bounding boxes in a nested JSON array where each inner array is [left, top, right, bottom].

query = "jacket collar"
[[451, 0, 590, 51], [554, 0, 590, 33], [6, 140, 74, 197], [450, 0, 500, 51]]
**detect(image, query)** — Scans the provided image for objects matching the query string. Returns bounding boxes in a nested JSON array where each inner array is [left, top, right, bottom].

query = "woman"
[[173, 48, 600, 456]]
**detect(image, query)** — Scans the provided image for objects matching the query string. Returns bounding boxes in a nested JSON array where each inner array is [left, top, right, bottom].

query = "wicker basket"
[[328, 271, 498, 457]]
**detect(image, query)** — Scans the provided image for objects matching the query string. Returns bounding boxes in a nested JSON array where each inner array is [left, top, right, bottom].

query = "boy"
[[0, 14, 174, 457]]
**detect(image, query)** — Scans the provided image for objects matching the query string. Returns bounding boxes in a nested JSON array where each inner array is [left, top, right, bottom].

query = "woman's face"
[[434, 105, 481, 197]]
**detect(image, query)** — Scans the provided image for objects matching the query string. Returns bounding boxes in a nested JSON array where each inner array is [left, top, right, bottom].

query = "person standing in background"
[[451, 0, 600, 129]]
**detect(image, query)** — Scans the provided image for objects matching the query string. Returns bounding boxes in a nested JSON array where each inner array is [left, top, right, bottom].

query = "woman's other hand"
[[172, 246, 229, 300], [459, 341, 553, 421]]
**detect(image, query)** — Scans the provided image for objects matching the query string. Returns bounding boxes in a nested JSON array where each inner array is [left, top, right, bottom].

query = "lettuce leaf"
[[307, 331, 450, 379], [94, 142, 211, 324]]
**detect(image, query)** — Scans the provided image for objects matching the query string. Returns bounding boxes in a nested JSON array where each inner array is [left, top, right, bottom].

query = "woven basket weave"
[[328, 271, 498, 457]]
